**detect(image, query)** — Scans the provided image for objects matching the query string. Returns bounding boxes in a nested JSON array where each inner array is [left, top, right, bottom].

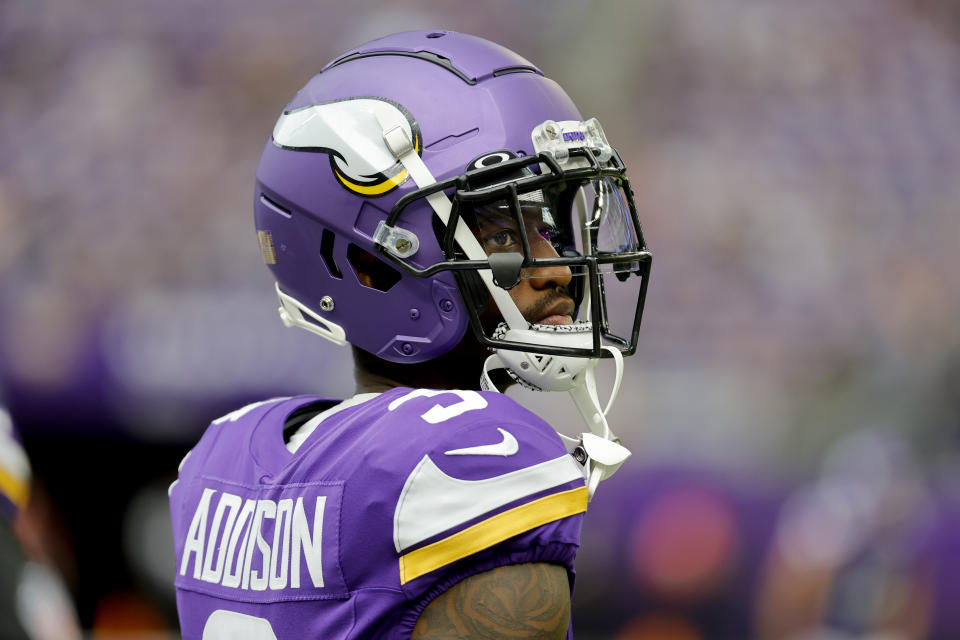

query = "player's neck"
[[351, 345, 487, 393], [352, 368, 413, 394]]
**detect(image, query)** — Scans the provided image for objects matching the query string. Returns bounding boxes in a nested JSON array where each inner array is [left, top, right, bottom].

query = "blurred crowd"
[[1, 0, 958, 638]]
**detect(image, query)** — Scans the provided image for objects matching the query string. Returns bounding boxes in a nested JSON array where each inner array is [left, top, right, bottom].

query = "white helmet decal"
[[272, 97, 422, 197]]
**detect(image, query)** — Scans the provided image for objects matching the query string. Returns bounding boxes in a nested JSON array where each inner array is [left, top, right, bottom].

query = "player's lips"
[[538, 314, 574, 326], [535, 300, 575, 326]]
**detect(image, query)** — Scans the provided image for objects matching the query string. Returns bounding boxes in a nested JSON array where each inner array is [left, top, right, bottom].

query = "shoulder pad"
[[387, 390, 587, 584]]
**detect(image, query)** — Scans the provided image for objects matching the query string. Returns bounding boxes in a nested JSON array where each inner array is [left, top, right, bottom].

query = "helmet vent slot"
[[492, 66, 538, 78], [320, 229, 343, 279], [426, 128, 479, 152], [347, 244, 402, 292], [326, 50, 478, 85], [259, 194, 292, 219]]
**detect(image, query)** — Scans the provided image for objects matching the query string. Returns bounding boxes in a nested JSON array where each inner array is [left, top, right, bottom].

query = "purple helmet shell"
[[255, 30, 585, 362]]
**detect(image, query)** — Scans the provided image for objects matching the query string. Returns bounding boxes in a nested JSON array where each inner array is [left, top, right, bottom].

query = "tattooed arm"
[[411, 563, 571, 639]]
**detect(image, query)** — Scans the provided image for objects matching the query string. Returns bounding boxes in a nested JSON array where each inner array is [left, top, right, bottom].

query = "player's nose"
[[526, 236, 572, 290]]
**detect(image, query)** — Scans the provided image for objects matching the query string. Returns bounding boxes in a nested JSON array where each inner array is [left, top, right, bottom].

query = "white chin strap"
[[480, 328, 631, 500], [376, 116, 631, 500], [566, 348, 631, 499]]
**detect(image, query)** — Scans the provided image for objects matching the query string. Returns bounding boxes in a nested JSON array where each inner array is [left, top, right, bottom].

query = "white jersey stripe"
[[393, 453, 583, 552]]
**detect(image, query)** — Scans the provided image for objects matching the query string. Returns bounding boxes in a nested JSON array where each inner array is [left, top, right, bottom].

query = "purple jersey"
[[169, 388, 588, 639]]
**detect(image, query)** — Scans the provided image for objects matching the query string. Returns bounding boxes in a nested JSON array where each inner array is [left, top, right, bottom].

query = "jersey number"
[[203, 610, 277, 639], [387, 389, 487, 424]]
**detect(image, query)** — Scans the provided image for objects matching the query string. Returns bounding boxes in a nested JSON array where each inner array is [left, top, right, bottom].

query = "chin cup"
[[490, 322, 594, 392]]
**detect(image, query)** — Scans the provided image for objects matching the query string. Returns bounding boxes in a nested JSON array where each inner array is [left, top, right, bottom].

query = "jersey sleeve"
[[383, 389, 588, 627]]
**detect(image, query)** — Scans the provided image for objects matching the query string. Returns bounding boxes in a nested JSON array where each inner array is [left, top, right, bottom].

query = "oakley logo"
[[472, 152, 514, 169], [562, 131, 585, 142]]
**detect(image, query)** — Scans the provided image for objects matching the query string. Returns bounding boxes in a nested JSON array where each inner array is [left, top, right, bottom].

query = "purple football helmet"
[[254, 30, 651, 366]]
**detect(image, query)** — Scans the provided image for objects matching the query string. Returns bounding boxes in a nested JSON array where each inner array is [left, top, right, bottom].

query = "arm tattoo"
[[412, 563, 571, 639]]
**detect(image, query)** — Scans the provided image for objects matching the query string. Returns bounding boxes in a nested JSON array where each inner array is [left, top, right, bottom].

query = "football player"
[[0, 406, 82, 640], [170, 30, 651, 639]]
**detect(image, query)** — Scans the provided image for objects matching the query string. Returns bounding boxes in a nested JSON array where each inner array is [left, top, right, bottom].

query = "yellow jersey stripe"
[[398, 485, 588, 585], [0, 467, 29, 509]]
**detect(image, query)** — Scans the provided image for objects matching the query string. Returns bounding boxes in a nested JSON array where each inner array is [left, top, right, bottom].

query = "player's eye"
[[484, 228, 520, 249]]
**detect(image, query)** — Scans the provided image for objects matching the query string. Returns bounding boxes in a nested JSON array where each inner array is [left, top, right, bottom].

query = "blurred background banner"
[[2, 1, 959, 638]]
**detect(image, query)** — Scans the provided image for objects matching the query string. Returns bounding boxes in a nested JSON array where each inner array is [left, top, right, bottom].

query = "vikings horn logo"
[[272, 97, 422, 197]]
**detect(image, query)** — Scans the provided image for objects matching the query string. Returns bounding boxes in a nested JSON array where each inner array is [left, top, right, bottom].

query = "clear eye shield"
[[466, 177, 643, 280]]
